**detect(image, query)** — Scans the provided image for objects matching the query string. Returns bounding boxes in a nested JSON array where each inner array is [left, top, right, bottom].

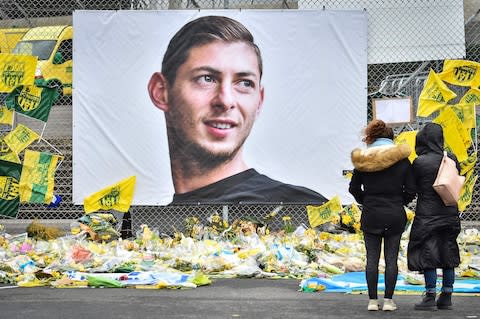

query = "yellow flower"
[[341, 214, 353, 225], [319, 232, 330, 241], [353, 222, 361, 233], [282, 216, 291, 221], [405, 208, 415, 221]]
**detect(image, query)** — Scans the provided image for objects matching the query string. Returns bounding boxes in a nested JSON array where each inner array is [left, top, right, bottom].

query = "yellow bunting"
[[307, 195, 342, 228], [439, 60, 480, 87], [84, 176, 136, 213], [458, 170, 477, 212], [417, 69, 457, 117], [394, 130, 417, 163], [0, 53, 37, 93], [433, 108, 470, 162]]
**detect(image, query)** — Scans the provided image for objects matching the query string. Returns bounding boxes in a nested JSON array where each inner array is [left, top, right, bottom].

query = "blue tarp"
[[301, 272, 480, 293]]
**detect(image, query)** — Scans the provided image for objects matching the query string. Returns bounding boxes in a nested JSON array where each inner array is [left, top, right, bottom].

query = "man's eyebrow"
[[191, 66, 221, 76], [191, 66, 259, 79]]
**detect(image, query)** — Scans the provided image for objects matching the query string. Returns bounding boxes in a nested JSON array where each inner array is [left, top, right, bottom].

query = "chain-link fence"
[[1, 0, 480, 235]]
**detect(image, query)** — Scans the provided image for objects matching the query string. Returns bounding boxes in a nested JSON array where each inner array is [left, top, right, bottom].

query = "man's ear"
[[256, 86, 265, 116], [148, 72, 169, 111]]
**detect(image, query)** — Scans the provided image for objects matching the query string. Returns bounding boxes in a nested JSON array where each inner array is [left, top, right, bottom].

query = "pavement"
[[0, 278, 479, 319]]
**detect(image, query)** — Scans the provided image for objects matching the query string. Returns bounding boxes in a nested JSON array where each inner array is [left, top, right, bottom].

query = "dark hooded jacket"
[[407, 123, 461, 271], [349, 142, 416, 235]]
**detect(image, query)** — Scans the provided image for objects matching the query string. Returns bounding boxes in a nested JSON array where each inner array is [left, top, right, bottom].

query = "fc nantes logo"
[[0, 176, 19, 200], [453, 66, 477, 83], [18, 86, 42, 112], [99, 187, 120, 208], [426, 84, 445, 103], [2, 60, 25, 88]]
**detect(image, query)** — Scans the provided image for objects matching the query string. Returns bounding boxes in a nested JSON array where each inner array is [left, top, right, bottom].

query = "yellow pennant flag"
[[0, 105, 13, 126], [460, 151, 477, 176], [0, 137, 20, 163], [306, 195, 342, 228], [394, 130, 417, 163], [439, 60, 480, 87], [450, 103, 475, 129], [459, 87, 480, 105], [433, 108, 470, 162], [458, 170, 477, 212], [3, 124, 40, 154], [84, 176, 136, 213], [19, 150, 63, 204], [417, 69, 457, 117], [0, 150, 20, 164], [0, 53, 37, 93]]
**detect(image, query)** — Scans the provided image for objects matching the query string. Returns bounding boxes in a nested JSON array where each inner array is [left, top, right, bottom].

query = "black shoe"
[[414, 292, 437, 311], [436, 292, 452, 310]]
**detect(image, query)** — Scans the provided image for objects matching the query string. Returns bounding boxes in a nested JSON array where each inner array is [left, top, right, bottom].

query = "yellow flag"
[[0, 151, 20, 164], [460, 152, 477, 176], [306, 195, 342, 228], [0, 105, 13, 125], [460, 87, 480, 105], [394, 130, 417, 163], [450, 103, 475, 129], [458, 170, 477, 212], [0, 137, 19, 163], [84, 176, 136, 213], [3, 124, 40, 154], [417, 69, 457, 117], [433, 107, 470, 162], [0, 53, 37, 93], [439, 60, 480, 87], [19, 150, 63, 204]]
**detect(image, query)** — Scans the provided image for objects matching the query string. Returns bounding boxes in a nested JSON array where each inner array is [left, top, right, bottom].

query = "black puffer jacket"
[[407, 123, 461, 271], [349, 142, 416, 235]]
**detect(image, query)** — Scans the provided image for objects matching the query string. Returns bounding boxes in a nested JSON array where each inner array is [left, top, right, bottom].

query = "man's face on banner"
[[165, 40, 264, 162]]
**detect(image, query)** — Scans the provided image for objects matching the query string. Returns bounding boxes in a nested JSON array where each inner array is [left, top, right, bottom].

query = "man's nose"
[[213, 83, 235, 110]]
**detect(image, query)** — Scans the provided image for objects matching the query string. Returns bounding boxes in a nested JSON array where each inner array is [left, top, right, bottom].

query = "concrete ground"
[[0, 278, 478, 319]]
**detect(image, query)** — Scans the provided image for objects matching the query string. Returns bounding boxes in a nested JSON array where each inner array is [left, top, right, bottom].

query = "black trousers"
[[363, 231, 402, 299]]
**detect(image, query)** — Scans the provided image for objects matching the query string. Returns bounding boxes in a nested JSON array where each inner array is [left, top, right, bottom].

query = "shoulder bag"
[[433, 151, 465, 206]]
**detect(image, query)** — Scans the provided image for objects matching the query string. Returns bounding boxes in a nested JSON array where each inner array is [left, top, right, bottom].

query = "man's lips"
[[205, 120, 237, 130], [205, 120, 237, 138]]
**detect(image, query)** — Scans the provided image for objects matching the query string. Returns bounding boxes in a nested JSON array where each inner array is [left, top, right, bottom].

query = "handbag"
[[433, 151, 465, 206]]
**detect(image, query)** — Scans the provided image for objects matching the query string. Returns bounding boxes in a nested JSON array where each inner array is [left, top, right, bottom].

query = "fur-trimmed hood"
[[351, 143, 411, 172]]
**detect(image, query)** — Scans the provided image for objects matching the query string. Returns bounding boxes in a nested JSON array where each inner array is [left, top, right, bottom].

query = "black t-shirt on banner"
[[170, 169, 327, 205]]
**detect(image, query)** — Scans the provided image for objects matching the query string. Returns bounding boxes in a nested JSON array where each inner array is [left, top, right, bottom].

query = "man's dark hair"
[[161, 15, 263, 85]]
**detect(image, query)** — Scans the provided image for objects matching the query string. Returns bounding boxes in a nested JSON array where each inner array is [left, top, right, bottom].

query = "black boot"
[[414, 292, 437, 311], [436, 292, 452, 310]]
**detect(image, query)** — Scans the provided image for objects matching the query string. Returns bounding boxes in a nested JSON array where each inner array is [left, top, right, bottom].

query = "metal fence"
[[1, 0, 480, 235]]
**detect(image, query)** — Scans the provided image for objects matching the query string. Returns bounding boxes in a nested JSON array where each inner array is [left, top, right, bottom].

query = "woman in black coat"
[[408, 123, 461, 311], [349, 120, 416, 312]]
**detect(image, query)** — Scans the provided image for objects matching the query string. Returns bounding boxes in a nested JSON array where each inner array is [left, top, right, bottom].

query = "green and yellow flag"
[[3, 124, 40, 154], [458, 170, 477, 212], [417, 69, 457, 117], [0, 53, 37, 93], [439, 60, 480, 87], [306, 195, 342, 228], [0, 105, 14, 126], [19, 150, 63, 204], [84, 176, 136, 213], [433, 107, 470, 162], [460, 151, 477, 176], [0, 159, 22, 217], [6, 82, 59, 122], [459, 87, 480, 105], [394, 130, 417, 163]]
